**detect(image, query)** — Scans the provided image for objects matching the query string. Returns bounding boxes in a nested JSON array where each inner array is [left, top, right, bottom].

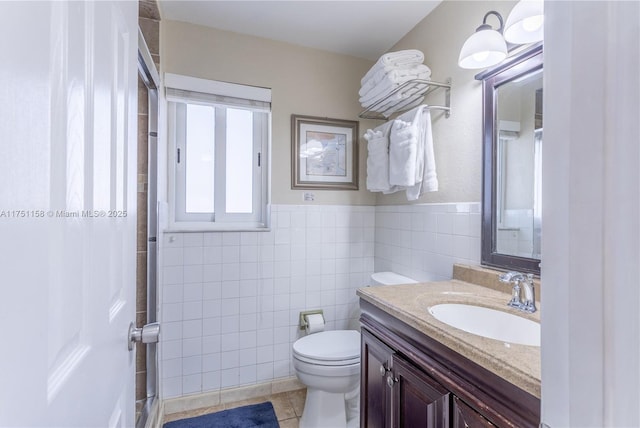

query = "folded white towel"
[[365, 84, 426, 114], [359, 68, 431, 107], [359, 64, 431, 97], [379, 49, 424, 67], [361, 49, 424, 85], [389, 119, 419, 187], [364, 122, 393, 192]]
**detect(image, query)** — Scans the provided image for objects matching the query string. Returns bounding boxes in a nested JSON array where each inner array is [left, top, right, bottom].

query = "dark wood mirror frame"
[[476, 43, 543, 275]]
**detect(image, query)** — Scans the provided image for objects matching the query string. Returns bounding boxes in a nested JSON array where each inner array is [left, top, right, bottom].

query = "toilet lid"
[[293, 330, 360, 362]]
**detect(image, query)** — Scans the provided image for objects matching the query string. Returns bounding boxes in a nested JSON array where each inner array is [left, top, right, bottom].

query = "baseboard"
[[162, 376, 305, 417]]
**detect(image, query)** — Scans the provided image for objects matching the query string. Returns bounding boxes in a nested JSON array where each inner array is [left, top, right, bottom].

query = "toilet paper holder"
[[299, 309, 324, 330]]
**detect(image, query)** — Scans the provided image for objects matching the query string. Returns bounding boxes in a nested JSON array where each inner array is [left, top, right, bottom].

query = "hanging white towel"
[[395, 107, 438, 200], [364, 121, 393, 192], [389, 119, 419, 187], [383, 106, 438, 200], [420, 109, 438, 193]]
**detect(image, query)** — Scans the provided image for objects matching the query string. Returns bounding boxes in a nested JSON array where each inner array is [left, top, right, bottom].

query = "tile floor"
[[162, 388, 306, 427]]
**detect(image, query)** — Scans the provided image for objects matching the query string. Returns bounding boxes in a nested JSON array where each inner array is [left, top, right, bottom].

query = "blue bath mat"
[[163, 401, 280, 428]]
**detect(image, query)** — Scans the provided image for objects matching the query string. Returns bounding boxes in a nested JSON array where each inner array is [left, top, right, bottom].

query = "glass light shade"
[[504, 0, 544, 44], [458, 29, 508, 69]]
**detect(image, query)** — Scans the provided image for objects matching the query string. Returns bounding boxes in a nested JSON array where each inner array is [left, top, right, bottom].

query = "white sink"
[[428, 303, 540, 347]]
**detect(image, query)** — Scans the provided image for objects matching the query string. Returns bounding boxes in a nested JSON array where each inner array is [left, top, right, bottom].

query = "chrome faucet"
[[498, 271, 537, 313]]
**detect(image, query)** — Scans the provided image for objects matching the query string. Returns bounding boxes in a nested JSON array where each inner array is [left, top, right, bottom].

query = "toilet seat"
[[294, 354, 360, 366], [293, 330, 360, 366]]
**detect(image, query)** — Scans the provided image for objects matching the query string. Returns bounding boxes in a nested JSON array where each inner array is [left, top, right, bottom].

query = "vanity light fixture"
[[458, 0, 544, 70], [458, 11, 507, 70], [504, 0, 544, 44]]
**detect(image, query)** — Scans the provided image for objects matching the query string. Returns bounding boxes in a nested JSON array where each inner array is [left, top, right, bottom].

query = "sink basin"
[[428, 303, 540, 347]]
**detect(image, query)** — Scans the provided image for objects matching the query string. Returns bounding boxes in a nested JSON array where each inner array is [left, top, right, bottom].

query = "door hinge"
[[258, 152, 261, 167], [177, 148, 181, 164]]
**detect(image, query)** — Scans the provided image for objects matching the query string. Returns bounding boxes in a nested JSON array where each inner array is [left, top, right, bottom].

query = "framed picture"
[[291, 115, 359, 190]]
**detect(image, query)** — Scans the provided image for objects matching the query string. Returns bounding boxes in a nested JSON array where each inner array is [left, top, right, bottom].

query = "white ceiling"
[[158, 1, 442, 61]]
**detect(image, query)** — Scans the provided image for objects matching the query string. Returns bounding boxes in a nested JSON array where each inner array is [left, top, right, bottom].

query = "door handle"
[[128, 322, 160, 351]]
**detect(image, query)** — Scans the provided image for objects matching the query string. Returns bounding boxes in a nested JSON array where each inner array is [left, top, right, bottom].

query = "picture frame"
[[291, 114, 359, 190]]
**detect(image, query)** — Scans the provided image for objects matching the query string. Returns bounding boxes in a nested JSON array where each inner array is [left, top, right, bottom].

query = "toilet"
[[292, 272, 417, 428], [292, 330, 361, 428]]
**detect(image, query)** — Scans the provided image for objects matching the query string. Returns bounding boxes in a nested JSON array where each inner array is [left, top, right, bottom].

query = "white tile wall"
[[497, 208, 540, 258], [159, 204, 375, 398], [375, 203, 481, 282], [159, 202, 481, 400]]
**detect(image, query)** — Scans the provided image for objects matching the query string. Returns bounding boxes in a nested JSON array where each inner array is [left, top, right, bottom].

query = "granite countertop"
[[357, 278, 541, 398]]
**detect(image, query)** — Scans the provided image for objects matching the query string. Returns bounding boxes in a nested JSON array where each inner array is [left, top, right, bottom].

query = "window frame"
[[166, 74, 271, 231]]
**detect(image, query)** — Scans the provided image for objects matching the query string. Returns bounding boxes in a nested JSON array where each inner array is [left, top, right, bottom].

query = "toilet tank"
[[348, 272, 419, 332], [370, 272, 418, 286]]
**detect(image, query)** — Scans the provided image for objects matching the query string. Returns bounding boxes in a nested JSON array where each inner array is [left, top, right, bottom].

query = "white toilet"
[[293, 330, 361, 428], [292, 272, 417, 428]]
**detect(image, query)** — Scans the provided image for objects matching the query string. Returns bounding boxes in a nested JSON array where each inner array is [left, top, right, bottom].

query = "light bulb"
[[473, 51, 490, 62], [458, 27, 507, 69]]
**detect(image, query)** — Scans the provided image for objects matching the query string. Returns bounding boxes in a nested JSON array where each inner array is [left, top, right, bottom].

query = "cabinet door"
[[391, 356, 450, 428], [452, 396, 495, 428], [361, 329, 395, 428]]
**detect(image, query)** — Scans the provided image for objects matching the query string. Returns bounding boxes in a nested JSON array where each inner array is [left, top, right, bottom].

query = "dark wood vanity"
[[359, 297, 540, 428]]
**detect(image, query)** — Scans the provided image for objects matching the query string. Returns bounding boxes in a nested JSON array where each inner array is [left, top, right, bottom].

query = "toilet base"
[[299, 387, 347, 428]]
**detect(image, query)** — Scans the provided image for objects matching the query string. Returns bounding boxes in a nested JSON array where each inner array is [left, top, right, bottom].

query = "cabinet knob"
[[386, 375, 397, 388], [379, 364, 387, 377]]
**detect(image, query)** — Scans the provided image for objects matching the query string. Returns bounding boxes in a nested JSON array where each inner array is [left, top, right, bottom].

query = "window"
[[166, 74, 271, 229]]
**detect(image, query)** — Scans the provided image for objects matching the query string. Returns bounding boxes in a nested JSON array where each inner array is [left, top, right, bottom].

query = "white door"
[[0, 1, 139, 426]]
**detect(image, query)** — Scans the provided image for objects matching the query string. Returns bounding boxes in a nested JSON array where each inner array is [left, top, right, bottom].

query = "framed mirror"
[[477, 43, 543, 274]]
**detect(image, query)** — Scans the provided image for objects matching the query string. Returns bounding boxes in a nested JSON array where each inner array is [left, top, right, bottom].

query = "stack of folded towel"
[[364, 105, 438, 200], [359, 49, 431, 117]]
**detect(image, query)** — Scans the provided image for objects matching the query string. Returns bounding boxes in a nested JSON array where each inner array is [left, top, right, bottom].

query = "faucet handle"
[[499, 271, 518, 282], [521, 274, 537, 313], [507, 280, 522, 309]]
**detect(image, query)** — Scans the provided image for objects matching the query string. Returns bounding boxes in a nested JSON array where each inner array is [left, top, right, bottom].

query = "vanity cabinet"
[[359, 300, 540, 428], [362, 329, 451, 428]]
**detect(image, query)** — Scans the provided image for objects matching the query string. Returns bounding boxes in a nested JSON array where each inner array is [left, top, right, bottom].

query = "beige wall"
[[377, 0, 517, 205], [161, 1, 519, 207], [160, 20, 378, 206]]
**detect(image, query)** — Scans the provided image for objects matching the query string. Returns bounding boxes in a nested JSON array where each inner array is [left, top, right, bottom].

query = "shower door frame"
[[136, 29, 160, 428]]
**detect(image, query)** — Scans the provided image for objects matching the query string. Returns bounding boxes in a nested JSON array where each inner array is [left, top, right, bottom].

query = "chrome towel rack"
[[358, 78, 452, 120]]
